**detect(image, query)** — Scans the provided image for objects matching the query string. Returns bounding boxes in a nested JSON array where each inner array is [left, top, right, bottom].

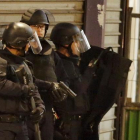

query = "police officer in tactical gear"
[[51, 22, 132, 140], [50, 22, 91, 140], [0, 22, 45, 140], [21, 9, 70, 140]]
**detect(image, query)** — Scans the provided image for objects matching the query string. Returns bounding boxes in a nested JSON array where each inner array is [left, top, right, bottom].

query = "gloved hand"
[[22, 83, 38, 98], [30, 107, 44, 123], [49, 82, 68, 102]]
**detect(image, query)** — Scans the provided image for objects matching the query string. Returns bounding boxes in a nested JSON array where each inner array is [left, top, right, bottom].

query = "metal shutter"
[[0, 0, 84, 41], [99, 0, 122, 139], [105, 0, 122, 53]]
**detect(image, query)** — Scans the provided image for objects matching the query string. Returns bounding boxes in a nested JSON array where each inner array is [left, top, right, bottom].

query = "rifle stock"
[[31, 96, 42, 140], [22, 62, 42, 140]]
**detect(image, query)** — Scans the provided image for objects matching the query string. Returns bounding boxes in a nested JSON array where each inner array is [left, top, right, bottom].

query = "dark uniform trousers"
[[27, 111, 53, 140], [54, 114, 84, 140], [0, 122, 29, 140], [63, 119, 82, 140]]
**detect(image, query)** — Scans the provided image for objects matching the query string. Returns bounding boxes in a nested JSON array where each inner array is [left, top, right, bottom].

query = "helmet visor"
[[29, 31, 42, 54], [72, 30, 91, 53]]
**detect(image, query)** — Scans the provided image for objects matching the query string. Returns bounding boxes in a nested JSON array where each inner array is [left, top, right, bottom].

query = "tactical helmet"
[[21, 9, 55, 37], [2, 22, 33, 48], [21, 9, 49, 26], [50, 22, 81, 47]]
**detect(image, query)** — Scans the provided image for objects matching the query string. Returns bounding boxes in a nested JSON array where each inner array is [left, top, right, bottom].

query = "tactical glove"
[[30, 107, 44, 123], [22, 83, 38, 98], [50, 82, 68, 102]]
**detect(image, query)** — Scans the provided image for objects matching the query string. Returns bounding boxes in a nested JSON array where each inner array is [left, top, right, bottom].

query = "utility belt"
[[55, 113, 84, 136], [0, 114, 26, 123], [61, 113, 83, 121]]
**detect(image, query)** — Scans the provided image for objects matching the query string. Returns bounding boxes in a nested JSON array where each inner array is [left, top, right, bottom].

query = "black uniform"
[[26, 39, 69, 140], [54, 52, 90, 140], [0, 49, 45, 140], [54, 46, 132, 140], [50, 22, 132, 140]]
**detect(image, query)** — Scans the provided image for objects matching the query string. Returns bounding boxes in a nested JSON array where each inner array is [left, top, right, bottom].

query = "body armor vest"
[[26, 40, 57, 82], [0, 50, 31, 114], [55, 54, 90, 115]]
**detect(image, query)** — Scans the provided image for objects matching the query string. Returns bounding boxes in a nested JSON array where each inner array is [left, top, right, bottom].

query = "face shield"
[[72, 30, 91, 55], [29, 31, 42, 54]]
